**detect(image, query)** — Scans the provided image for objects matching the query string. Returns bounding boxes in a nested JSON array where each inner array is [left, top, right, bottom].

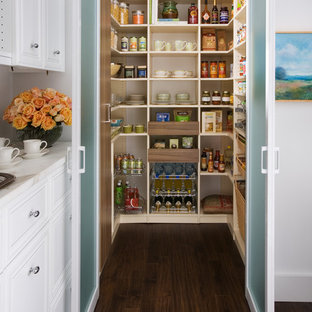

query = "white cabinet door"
[[4, 232, 48, 312], [45, 0, 65, 71], [14, 0, 43, 68]]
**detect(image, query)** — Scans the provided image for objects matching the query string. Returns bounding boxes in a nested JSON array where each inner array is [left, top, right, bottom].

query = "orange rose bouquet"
[[3, 87, 72, 146]]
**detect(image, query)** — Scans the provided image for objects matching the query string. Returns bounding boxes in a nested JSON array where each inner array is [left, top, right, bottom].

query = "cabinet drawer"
[[6, 184, 48, 262], [52, 167, 71, 207], [4, 232, 48, 312]]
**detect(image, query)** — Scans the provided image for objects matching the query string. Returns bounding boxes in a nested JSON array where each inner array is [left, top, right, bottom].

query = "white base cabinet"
[[0, 164, 71, 312]]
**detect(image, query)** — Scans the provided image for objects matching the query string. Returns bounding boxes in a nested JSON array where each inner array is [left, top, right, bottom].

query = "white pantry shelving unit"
[[110, 0, 247, 259]]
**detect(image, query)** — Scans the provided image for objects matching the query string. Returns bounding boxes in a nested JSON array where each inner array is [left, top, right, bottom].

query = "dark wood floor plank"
[[275, 302, 312, 312]]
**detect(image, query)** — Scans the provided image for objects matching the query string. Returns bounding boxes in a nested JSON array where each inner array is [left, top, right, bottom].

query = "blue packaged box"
[[156, 113, 170, 122]]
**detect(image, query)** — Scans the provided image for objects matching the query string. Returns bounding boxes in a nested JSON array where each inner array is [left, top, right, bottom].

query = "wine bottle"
[[211, 0, 219, 24]]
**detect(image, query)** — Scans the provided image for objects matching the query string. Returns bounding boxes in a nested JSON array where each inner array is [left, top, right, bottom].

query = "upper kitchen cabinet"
[[0, 0, 65, 71]]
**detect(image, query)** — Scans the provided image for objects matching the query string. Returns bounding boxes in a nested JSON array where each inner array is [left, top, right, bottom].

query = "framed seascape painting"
[[276, 33, 312, 101]]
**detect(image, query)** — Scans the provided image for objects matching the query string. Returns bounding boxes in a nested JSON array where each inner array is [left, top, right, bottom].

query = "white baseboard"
[[246, 287, 258, 312], [87, 286, 99, 312], [275, 273, 312, 302]]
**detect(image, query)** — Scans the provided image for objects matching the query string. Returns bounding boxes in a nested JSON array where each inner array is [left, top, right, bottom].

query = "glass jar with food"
[[119, 2, 129, 24], [212, 91, 221, 105], [129, 37, 138, 51], [137, 65, 147, 78], [124, 65, 135, 78], [220, 7, 229, 24], [162, 1, 178, 18], [202, 91, 211, 105], [201, 61, 209, 78], [219, 61, 226, 78], [210, 61, 218, 78], [112, 0, 119, 21], [132, 10, 144, 24], [222, 91, 230, 105]]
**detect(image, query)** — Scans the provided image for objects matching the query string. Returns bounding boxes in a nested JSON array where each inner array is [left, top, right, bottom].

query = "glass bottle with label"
[[214, 150, 220, 170], [201, 0, 210, 24], [211, 0, 219, 24], [201, 151, 207, 171], [188, 3, 198, 24], [218, 154, 225, 173], [208, 152, 214, 172]]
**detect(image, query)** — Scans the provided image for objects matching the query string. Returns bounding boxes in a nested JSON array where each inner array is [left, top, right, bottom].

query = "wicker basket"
[[236, 133, 246, 152], [236, 154, 246, 179], [235, 180, 246, 242]]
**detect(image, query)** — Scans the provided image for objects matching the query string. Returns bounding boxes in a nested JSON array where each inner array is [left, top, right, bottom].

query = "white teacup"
[[185, 70, 194, 77], [23, 139, 48, 154], [175, 40, 187, 51], [154, 40, 166, 51], [0, 137, 10, 147], [154, 70, 171, 78], [186, 42, 197, 51], [173, 70, 187, 77], [165, 42, 172, 51], [0, 147, 20, 163]]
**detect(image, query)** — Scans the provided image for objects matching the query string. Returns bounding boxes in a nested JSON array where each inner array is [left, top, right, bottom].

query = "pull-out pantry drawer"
[[4, 182, 48, 266], [3, 231, 49, 312]]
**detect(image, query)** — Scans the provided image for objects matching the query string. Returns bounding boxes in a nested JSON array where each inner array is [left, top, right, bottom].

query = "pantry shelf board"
[[120, 214, 148, 224], [111, 15, 148, 32], [111, 48, 148, 56], [201, 78, 233, 81], [149, 24, 199, 33], [234, 76, 246, 80], [200, 105, 234, 109], [111, 105, 147, 111], [200, 18, 234, 29], [235, 5, 247, 23], [235, 128, 246, 139], [150, 77, 199, 81], [149, 51, 198, 57], [200, 170, 234, 182], [200, 48, 234, 55], [200, 132, 234, 139], [199, 214, 232, 224], [111, 78, 148, 81], [119, 133, 148, 137], [234, 93, 246, 97], [149, 104, 199, 108], [235, 40, 246, 51]]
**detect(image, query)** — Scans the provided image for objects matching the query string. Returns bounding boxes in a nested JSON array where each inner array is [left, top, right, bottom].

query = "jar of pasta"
[[119, 2, 129, 24], [132, 10, 145, 24], [112, 0, 119, 21], [111, 27, 115, 48]]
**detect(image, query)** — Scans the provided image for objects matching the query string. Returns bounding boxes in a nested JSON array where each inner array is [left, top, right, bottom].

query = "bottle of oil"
[[208, 152, 214, 172], [218, 154, 225, 173]]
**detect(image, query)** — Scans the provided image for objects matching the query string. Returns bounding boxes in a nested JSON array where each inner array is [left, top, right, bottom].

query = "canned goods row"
[[121, 36, 147, 52], [114, 153, 144, 175]]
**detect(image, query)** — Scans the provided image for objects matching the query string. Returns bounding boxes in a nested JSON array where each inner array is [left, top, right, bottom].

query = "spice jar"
[[210, 61, 218, 78], [129, 37, 138, 51], [138, 36, 147, 51], [162, 1, 178, 18], [121, 36, 129, 51], [222, 91, 230, 105], [202, 91, 211, 105], [220, 7, 229, 24], [201, 61, 209, 78], [212, 91, 221, 105], [137, 65, 147, 78], [132, 10, 144, 24], [119, 2, 129, 24], [219, 61, 226, 78], [112, 0, 119, 21], [124, 65, 135, 78]]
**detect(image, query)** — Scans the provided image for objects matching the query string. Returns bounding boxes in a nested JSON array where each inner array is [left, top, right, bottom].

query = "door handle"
[[101, 103, 111, 124], [274, 147, 280, 174], [79, 146, 86, 174], [261, 146, 268, 174]]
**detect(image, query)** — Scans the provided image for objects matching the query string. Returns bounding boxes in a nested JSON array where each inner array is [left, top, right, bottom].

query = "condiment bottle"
[[208, 152, 214, 172], [201, 0, 211, 24], [211, 0, 219, 24], [210, 61, 218, 78], [212, 91, 221, 105], [202, 91, 211, 105], [201, 61, 209, 78], [220, 7, 229, 24], [214, 150, 220, 170], [222, 91, 230, 105], [219, 61, 226, 78], [218, 154, 225, 173], [188, 3, 198, 24], [201, 151, 207, 171]]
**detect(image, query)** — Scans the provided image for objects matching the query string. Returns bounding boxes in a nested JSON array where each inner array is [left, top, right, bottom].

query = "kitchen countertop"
[[0, 142, 70, 206]]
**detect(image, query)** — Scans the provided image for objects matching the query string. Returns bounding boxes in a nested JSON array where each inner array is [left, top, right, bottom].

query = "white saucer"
[[22, 149, 49, 159], [0, 157, 23, 169], [172, 75, 194, 78]]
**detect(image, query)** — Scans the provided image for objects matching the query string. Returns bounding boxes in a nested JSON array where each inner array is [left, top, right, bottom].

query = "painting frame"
[[275, 31, 312, 102]]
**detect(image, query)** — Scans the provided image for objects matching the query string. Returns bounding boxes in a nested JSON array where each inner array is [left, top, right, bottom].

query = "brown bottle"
[[214, 150, 220, 170], [208, 152, 214, 173], [201, 0, 211, 24], [211, 0, 219, 24], [201, 151, 207, 171], [218, 154, 225, 173]]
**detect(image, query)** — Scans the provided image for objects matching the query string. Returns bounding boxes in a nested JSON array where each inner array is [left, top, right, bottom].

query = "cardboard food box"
[[202, 112, 216, 133], [213, 110, 223, 132]]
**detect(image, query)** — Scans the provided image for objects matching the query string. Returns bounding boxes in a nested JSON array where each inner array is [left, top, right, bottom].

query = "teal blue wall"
[[247, 0, 266, 311], [81, 0, 98, 310]]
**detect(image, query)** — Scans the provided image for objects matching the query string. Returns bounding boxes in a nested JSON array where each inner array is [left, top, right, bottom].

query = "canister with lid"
[[129, 37, 138, 51], [121, 36, 129, 51], [138, 36, 147, 51], [222, 91, 230, 105], [202, 91, 211, 105], [212, 91, 221, 105], [132, 10, 144, 24], [124, 65, 135, 78], [119, 2, 129, 24], [137, 66, 147, 78]]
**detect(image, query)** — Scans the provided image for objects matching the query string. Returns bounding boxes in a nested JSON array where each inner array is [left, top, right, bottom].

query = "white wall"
[[275, 0, 312, 302]]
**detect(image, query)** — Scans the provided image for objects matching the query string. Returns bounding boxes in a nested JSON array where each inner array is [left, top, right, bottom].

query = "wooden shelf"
[[150, 24, 198, 33], [201, 78, 233, 81], [150, 77, 198, 81], [200, 18, 234, 29], [200, 132, 234, 139], [111, 47, 147, 56], [235, 5, 247, 23], [111, 105, 147, 111], [149, 51, 198, 57], [201, 48, 233, 55], [235, 40, 246, 51], [111, 78, 148, 81], [111, 15, 147, 32], [148, 149, 199, 163], [148, 121, 199, 136], [200, 105, 234, 109]]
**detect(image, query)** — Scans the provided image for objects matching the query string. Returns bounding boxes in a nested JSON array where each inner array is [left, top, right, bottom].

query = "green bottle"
[[115, 180, 123, 208]]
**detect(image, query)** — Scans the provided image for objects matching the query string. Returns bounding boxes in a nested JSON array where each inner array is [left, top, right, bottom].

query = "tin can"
[[121, 36, 129, 52], [129, 37, 137, 51], [138, 36, 146, 51], [121, 157, 128, 170], [129, 159, 136, 169], [135, 158, 143, 169]]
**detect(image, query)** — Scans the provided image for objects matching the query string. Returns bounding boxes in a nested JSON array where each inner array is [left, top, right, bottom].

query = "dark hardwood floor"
[[95, 223, 250, 312], [275, 302, 312, 312]]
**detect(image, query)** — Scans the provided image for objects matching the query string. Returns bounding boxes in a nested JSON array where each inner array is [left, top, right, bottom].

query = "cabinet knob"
[[31, 43, 39, 49], [53, 50, 61, 55], [29, 210, 40, 218], [29, 266, 40, 275]]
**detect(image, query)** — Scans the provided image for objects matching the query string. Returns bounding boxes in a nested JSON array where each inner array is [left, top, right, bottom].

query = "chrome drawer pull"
[[29, 266, 40, 275], [29, 210, 40, 218], [53, 50, 61, 55], [31, 43, 39, 49]]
